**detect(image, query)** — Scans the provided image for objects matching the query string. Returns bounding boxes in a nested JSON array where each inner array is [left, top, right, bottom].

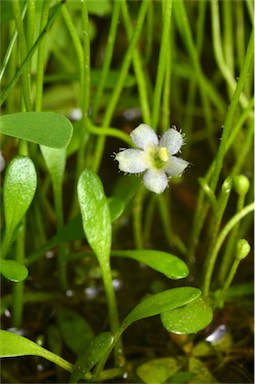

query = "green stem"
[[35, 0, 51, 111], [0, 4, 27, 82], [210, 0, 248, 108], [53, 175, 68, 290], [76, 0, 90, 180], [151, 0, 172, 130], [1, 229, 13, 260], [61, 4, 84, 74], [99, 260, 124, 367], [210, 23, 253, 192], [225, 97, 254, 151], [12, 221, 25, 328], [38, 348, 73, 373], [198, 177, 217, 212], [202, 177, 232, 282], [183, 0, 206, 151], [218, 176, 250, 283], [92, 1, 121, 121], [235, 3, 245, 79], [173, 0, 215, 152], [162, 42, 171, 132], [222, 0, 234, 99], [0, 1, 64, 107], [121, 0, 151, 125], [133, 187, 146, 249], [188, 28, 254, 262], [144, 1, 153, 64], [157, 193, 172, 243], [203, 202, 254, 296], [230, 119, 254, 177], [12, 0, 32, 111], [245, 0, 254, 21], [26, 0, 36, 54], [144, 194, 157, 244], [92, 0, 149, 172], [88, 121, 132, 147], [215, 239, 251, 308]]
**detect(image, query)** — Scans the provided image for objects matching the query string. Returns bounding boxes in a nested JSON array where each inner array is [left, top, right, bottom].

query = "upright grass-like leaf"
[[40, 146, 67, 288], [77, 169, 123, 365], [0, 1, 64, 106], [92, 0, 149, 172], [2, 156, 37, 259]]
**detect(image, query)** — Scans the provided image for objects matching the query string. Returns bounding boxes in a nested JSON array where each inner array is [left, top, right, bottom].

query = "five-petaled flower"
[[115, 124, 189, 194]]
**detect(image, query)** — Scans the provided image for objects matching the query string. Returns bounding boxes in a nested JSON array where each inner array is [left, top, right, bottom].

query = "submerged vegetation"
[[0, 0, 254, 383]]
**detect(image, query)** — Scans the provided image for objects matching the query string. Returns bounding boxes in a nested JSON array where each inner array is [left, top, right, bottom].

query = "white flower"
[[115, 124, 189, 194]]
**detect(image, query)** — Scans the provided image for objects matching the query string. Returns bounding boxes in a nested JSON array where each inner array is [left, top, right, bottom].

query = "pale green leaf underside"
[[0, 112, 73, 148]]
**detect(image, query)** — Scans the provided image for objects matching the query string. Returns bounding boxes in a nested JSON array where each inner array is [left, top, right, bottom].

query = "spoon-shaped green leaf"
[[161, 296, 213, 334], [77, 169, 123, 363], [77, 169, 111, 263], [95, 287, 202, 374], [0, 330, 72, 372], [2, 156, 37, 258], [111, 250, 189, 280], [121, 287, 201, 331], [0, 112, 73, 148]]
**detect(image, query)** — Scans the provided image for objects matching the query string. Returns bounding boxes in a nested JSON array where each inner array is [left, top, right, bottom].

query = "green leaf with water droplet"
[[77, 169, 111, 263], [161, 297, 213, 334], [0, 259, 29, 282], [2, 156, 37, 258], [122, 287, 201, 330], [111, 250, 189, 280]]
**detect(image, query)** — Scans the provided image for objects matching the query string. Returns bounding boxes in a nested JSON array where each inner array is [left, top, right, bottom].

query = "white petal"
[[159, 128, 184, 155], [130, 124, 159, 149], [143, 169, 168, 194], [165, 156, 189, 176], [115, 149, 147, 173]]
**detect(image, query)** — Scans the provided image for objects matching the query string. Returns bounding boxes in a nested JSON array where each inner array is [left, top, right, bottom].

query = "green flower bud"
[[236, 239, 251, 260], [233, 175, 250, 196]]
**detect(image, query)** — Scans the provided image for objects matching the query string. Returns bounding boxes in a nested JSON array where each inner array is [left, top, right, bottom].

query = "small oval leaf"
[[0, 259, 29, 282], [122, 287, 201, 330], [111, 250, 189, 279], [3, 156, 37, 241], [0, 112, 73, 148], [77, 169, 111, 262], [160, 297, 213, 334]]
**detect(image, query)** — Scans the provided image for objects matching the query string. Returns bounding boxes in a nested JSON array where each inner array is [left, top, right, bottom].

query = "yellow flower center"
[[159, 147, 169, 162], [146, 146, 169, 170]]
